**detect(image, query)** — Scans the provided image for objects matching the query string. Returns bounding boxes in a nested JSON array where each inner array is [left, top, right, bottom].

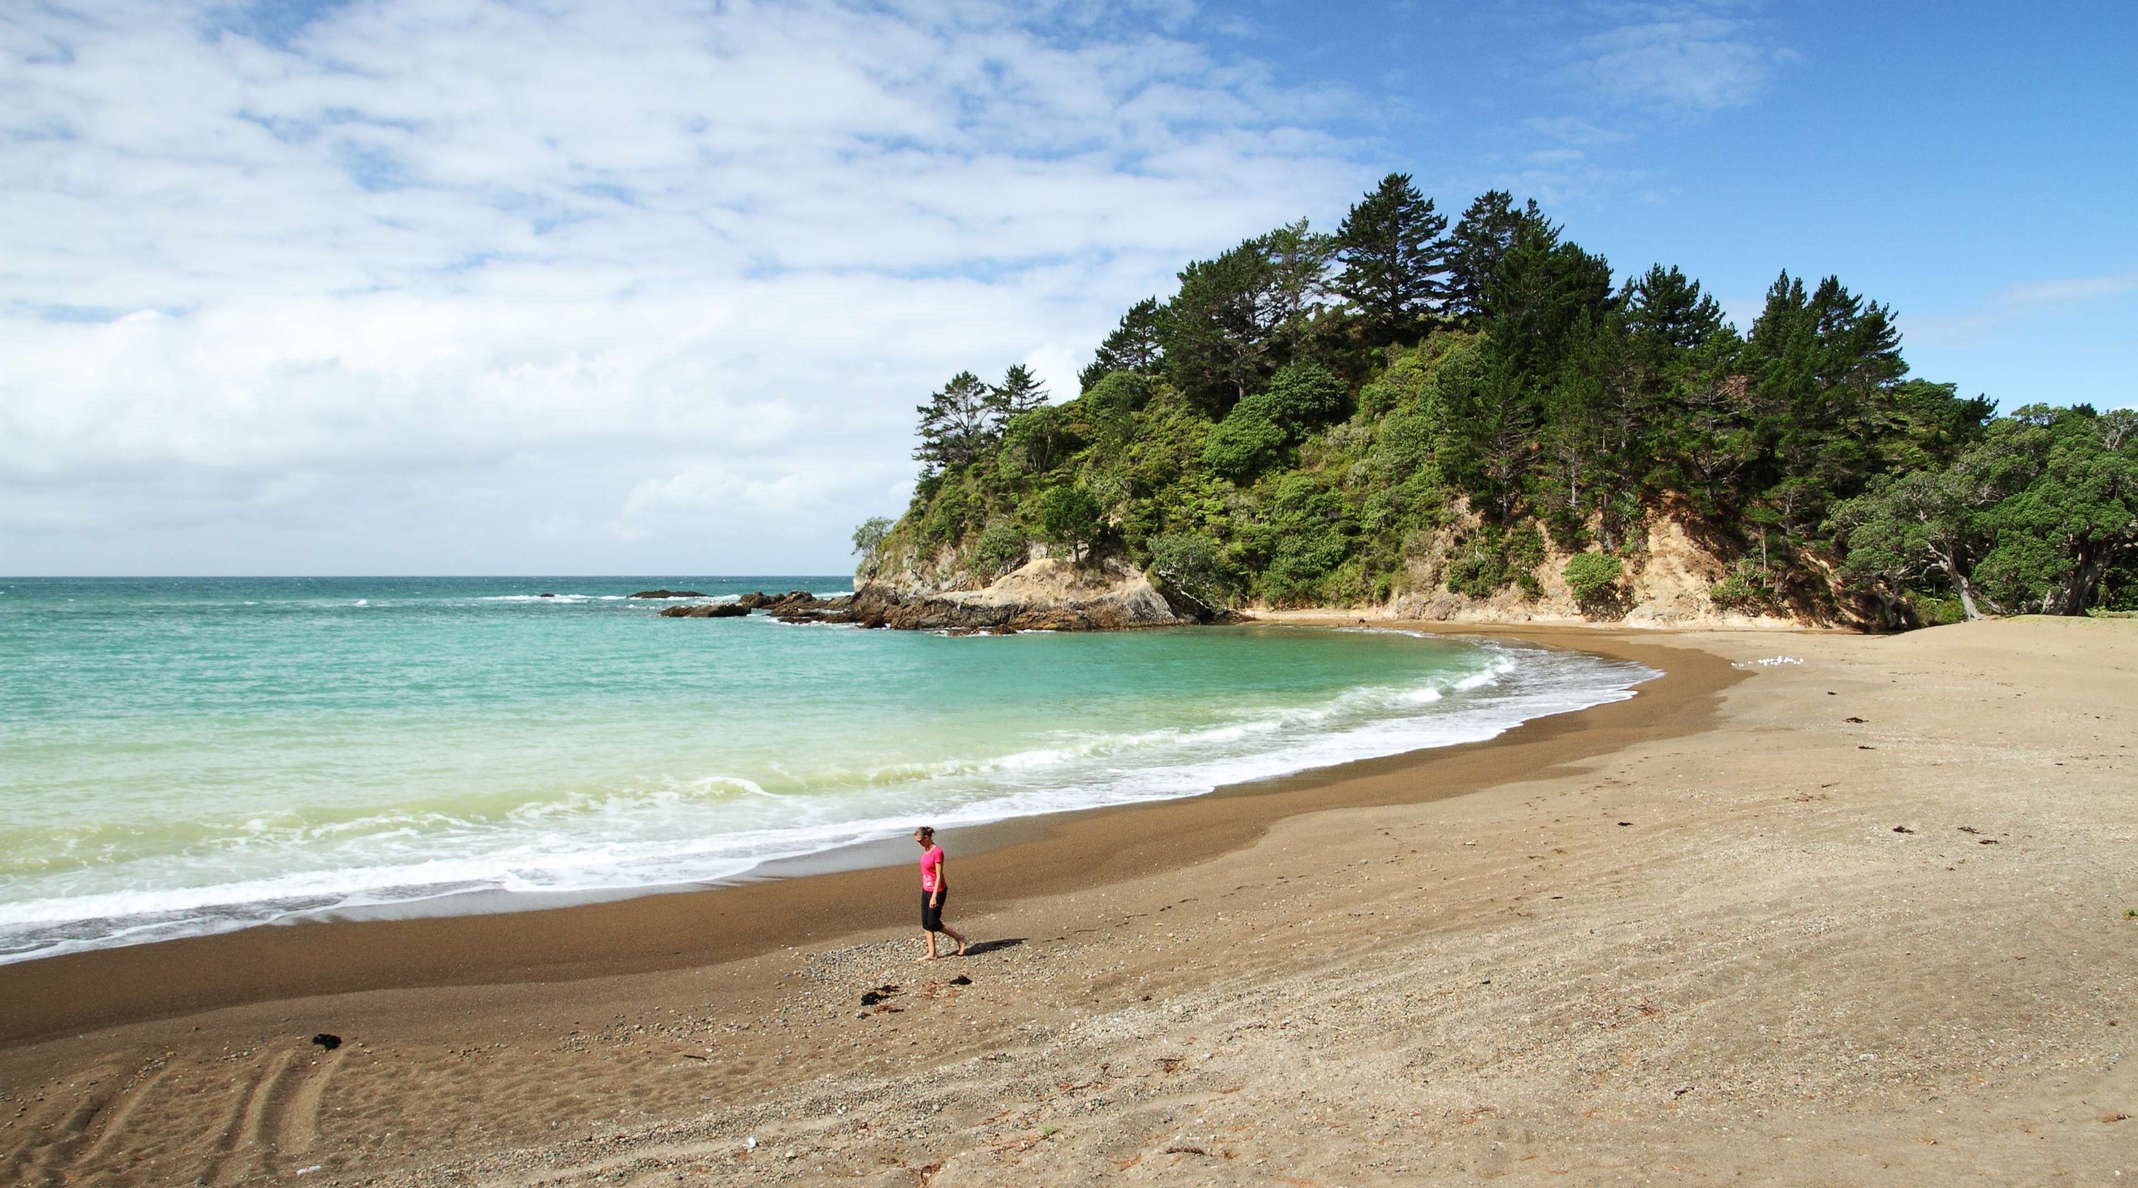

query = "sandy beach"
[[2, 617, 2132, 1185]]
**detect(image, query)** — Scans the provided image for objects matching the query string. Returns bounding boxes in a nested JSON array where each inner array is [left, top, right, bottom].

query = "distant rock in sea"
[[629, 589, 707, 599], [658, 602, 751, 618], [651, 561, 1221, 633]]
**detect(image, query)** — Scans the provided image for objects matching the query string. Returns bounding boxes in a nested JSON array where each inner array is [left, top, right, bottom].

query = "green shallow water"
[[0, 576, 1652, 961]]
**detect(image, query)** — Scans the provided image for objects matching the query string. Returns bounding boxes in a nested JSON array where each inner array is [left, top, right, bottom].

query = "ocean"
[[0, 576, 1655, 963]]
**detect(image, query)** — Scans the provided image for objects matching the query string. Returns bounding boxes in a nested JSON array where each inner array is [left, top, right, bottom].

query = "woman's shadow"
[[960, 937, 1024, 957]]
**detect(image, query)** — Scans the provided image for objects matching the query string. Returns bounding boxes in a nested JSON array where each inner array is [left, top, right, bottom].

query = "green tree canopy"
[[989, 364, 1049, 431], [1040, 483, 1106, 563], [1161, 220, 1334, 411], [1332, 172, 1448, 343], [913, 370, 998, 475], [1832, 405, 2138, 619], [851, 516, 893, 557], [1443, 190, 1552, 324], [1080, 296, 1165, 391]]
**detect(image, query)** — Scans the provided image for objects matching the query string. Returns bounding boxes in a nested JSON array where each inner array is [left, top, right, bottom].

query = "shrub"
[[1563, 551, 1625, 603], [1505, 524, 1546, 596], [1260, 362, 1347, 433], [1201, 399, 1287, 480], [1040, 484, 1105, 562], [1709, 560, 1778, 613], [1264, 527, 1351, 603], [1445, 534, 1507, 598], [918, 485, 971, 547], [970, 520, 1028, 578], [1909, 593, 1967, 626], [1148, 531, 1230, 610]]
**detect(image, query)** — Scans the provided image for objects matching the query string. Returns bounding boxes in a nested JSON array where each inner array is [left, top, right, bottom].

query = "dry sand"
[[2, 617, 2132, 1185]]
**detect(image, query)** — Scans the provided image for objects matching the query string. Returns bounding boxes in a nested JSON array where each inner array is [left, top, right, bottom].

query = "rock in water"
[[844, 556, 1197, 632]]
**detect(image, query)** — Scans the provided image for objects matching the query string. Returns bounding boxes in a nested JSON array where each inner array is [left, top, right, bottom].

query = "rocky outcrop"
[[737, 590, 832, 614], [653, 559, 1229, 633], [658, 602, 751, 618], [843, 555, 1223, 632], [630, 589, 707, 599]]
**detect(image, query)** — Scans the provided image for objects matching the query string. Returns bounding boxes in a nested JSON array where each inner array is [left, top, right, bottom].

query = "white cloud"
[[1567, 5, 1790, 113], [1902, 269, 2138, 365], [1996, 271, 2138, 308], [0, 0, 1375, 572], [1523, 115, 1633, 148]]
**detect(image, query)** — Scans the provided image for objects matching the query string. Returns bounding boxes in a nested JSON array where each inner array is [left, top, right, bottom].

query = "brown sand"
[[1, 618, 2132, 1185]]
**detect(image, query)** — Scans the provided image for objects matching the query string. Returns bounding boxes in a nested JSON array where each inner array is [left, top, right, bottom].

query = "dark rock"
[[312, 1033, 342, 1050], [949, 975, 972, 986], [835, 581, 1192, 633], [629, 589, 706, 599], [538, 593, 556, 598], [1892, 825, 1915, 833], [1843, 716, 1868, 723], [859, 991, 885, 1006], [659, 602, 750, 618]]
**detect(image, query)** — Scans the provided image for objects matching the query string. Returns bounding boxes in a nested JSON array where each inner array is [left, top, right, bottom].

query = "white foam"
[[0, 639, 1654, 966]]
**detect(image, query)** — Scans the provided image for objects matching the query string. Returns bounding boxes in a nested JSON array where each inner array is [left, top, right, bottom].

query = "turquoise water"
[[0, 577, 1652, 962]]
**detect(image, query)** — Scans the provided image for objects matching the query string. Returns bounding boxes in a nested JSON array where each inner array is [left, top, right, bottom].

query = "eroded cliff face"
[[843, 506, 1864, 632], [1378, 510, 1865, 629], [852, 554, 1193, 631]]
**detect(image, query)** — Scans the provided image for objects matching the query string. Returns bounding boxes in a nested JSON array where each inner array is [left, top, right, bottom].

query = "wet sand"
[[0, 625, 1714, 1047], [3, 619, 2132, 1186]]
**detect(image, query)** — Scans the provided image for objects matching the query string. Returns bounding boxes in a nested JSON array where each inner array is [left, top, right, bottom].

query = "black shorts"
[[921, 890, 946, 931]]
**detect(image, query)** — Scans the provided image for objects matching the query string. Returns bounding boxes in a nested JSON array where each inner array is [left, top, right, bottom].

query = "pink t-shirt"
[[919, 844, 944, 893]]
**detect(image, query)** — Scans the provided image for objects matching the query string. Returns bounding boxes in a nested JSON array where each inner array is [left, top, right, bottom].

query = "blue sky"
[[2, 0, 2132, 574]]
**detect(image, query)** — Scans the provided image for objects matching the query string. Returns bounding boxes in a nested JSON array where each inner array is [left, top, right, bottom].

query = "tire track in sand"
[[197, 1049, 295, 1185], [2, 1058, 164, 1187], [275, 1045, 345, 1154], [196, 1044, 344, 1185], [70, 1060, 174, 1169]]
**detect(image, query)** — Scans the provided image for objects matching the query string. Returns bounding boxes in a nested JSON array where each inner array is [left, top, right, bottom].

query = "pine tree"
[[989, 364, 1049, 431], [1443, 191, 1553, 324], [1618, 264, 1729, 508], [1621, 264, 1725, 356], [913, 370, 996, 475], [1331, 172, 1449, 343], [1079, 297, 1165, 391], [1746, 271, 1912, 541], [1161, 221, 1334, 412]]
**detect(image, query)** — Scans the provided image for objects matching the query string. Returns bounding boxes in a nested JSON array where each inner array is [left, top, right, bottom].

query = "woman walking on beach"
[[914, 826, 968, 960]]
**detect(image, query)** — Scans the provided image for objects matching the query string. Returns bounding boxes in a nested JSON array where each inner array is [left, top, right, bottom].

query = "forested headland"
[[856, 175, 2138, 627]]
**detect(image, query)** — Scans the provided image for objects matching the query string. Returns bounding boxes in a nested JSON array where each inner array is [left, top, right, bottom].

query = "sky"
[[3, 0, 2133, 576]]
